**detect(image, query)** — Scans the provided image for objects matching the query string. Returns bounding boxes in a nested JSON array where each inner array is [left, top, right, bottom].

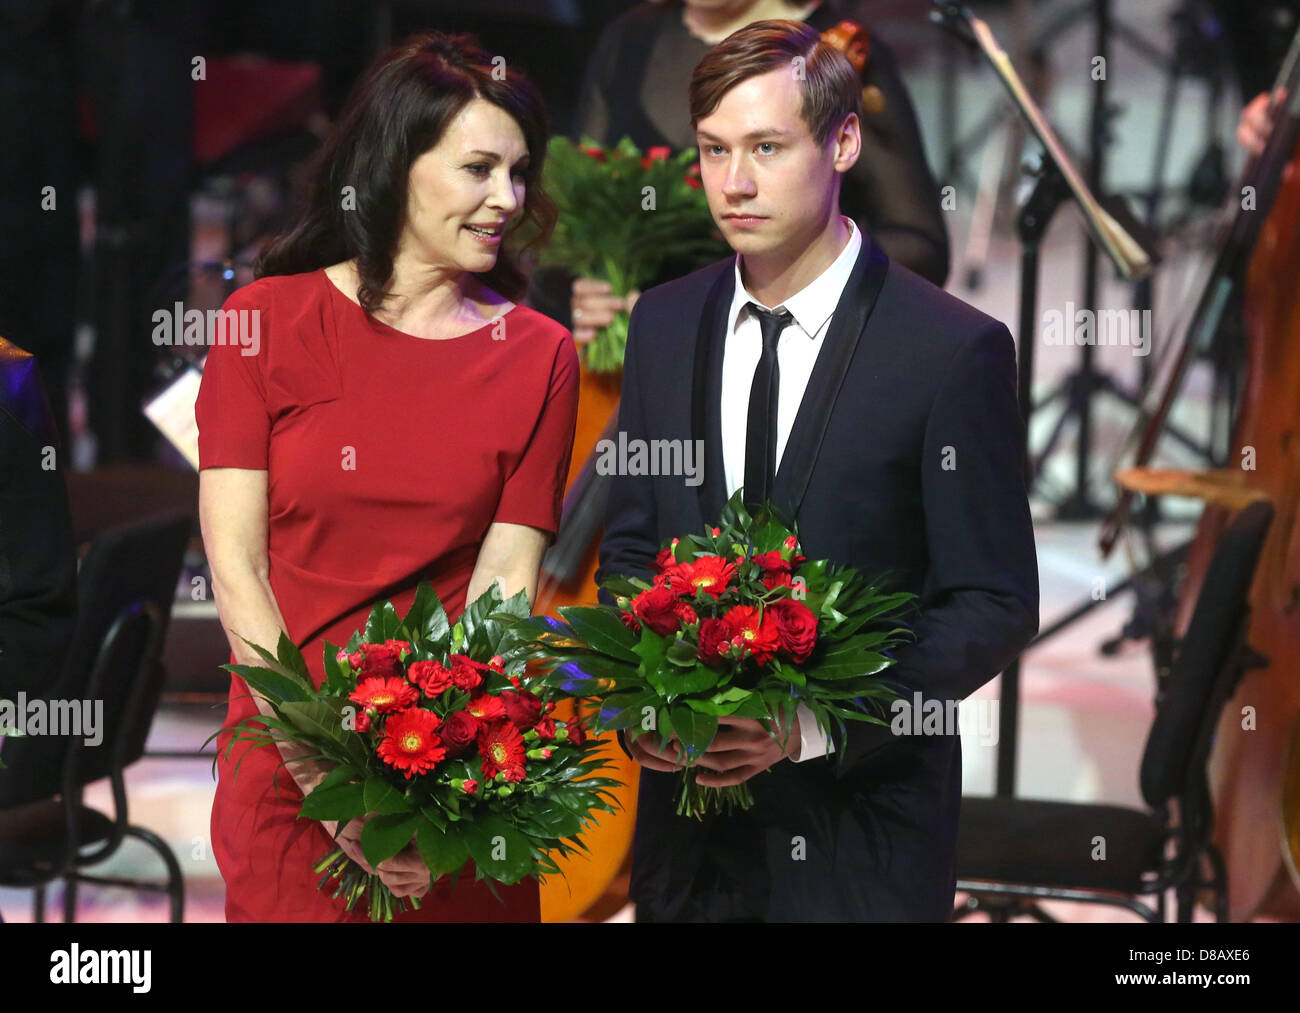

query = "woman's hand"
[[324, 816, 432, 899], [571, 277, 640, 346]]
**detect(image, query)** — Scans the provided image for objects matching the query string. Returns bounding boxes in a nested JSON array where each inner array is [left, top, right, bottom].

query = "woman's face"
[[398, 96, 530, 275]]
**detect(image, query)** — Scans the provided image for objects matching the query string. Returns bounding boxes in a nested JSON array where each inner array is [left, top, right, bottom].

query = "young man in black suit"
[[595, 18, 1040, 921]]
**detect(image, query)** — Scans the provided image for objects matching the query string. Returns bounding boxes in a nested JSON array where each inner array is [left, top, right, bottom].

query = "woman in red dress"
[[195, 32, 578, 922]]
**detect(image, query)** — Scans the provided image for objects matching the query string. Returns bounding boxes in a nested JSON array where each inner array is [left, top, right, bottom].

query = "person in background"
[[561, 0, 950, 346], [0, 338, 78, 704]]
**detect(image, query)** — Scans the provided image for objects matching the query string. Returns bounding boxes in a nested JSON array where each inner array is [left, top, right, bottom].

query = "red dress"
[[195, 268, 579, 922]]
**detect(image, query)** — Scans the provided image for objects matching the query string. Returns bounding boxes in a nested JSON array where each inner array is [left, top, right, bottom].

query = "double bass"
[[1101, 27, 1300, 919]]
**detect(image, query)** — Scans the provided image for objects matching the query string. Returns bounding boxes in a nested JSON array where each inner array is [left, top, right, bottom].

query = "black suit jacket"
[[594, 238, 1040, 921]]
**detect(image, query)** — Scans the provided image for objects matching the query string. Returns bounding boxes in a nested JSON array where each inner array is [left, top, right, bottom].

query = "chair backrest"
[[1140, 500, 1274, 808], [0, 512, 191, 808]]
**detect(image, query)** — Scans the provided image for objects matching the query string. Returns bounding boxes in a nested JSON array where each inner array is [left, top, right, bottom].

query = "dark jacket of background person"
[[0, 338, 77, 701], [528, 0, 949, 328]]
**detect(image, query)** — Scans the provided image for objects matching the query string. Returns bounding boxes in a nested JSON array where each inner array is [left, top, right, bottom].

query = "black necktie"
[[742, 302, 793, 513]]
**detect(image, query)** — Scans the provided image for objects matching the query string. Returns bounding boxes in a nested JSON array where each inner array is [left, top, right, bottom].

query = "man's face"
[[695, 66, 855, 259]]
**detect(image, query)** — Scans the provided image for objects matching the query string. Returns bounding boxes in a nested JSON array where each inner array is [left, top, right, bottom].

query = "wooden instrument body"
[[1176, 137, 1300, 920]]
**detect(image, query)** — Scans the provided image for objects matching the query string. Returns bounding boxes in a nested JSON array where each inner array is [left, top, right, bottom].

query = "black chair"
[[954, 500, 1275, 923], [0, 512, 192, 922]]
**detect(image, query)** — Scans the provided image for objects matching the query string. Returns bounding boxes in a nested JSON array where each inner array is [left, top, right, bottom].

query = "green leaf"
[[223, 663, 313, 704], [363, 777, 412, 815], [402, 582, 450, 644], [557, 606, 641, 663], [299, 780, 365, 821], [276, 631, 310, 681], [416, 820, 470, 876], [462, 814, 534, 884], [668, 704, 716, 763], [360, 812, 422, 868]]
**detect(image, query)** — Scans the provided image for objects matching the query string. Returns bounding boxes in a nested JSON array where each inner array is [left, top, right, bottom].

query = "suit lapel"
[[691, 266, 734, 526], [773, 238, 890, 520], [689, 237, 891, 527]]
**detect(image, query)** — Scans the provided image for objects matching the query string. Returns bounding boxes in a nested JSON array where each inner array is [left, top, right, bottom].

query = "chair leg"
[[62, 875, 78, 923], [33, 884, 46, 923], [125, 825, 185, 923]]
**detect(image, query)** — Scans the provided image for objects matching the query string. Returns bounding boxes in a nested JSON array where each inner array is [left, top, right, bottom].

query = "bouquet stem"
[[676, 770, 754, 819], [314, 847, 421, 923]]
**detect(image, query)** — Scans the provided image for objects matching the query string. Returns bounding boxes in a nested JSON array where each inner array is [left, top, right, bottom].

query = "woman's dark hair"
[[255, 31, 556, 311]]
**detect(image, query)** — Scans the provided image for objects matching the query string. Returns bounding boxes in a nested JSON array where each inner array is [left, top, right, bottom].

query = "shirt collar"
[[727, 216, 862, 340]]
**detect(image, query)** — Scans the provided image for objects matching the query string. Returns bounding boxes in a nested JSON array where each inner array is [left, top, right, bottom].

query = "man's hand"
[[692, 713, 801, 788], [571, 277, 640, 346], [623, 728, 688, 772]]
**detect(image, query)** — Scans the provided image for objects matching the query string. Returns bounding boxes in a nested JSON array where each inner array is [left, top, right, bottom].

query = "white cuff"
[[792, 703, 835, 762]]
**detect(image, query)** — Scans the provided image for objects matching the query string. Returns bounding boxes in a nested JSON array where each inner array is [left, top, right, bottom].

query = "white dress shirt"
[[720, 215, 861, 762]]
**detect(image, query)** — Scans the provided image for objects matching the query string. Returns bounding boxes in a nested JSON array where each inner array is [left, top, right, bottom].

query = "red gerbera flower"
[[722, 605, 782, 666], [663, 555, 737, 599], [377, 708, 445, 779], [350, 677, 418, 714], [466, 693, 506, 722], [478, 720, 527, 782]]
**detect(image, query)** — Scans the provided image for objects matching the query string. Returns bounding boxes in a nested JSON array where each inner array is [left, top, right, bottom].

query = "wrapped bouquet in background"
[[539, 136, 726, 373]]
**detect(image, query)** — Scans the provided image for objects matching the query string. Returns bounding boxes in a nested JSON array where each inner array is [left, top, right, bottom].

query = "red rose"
[[696, 617, 732, 669], [440, 709, 479, 757], [722, 605, 782, 666], [632, 584, 684, 636], [352, 642, 402, 679], [534, 715, 557, 740], [762, 570, 795, 591], [501, 689, 543, 731], [407, 659, 454, 697], [654, 546, 676, 572], [354, 710, 371, 733], [751, 550, 791, 574], [768, 598, 818, 663]]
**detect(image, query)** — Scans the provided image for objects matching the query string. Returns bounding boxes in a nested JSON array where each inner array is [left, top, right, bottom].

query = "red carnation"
[[620, 610, 642, 634], [633, 584, 685, 636], [466, 693, 506, 723], [407, 659, 454, 697], [534, 715, 557, 740], [478, 720, 527, 782], [768, 597, 818, 663], [673, 600, 699, 627], [722, 605, 782, 666], [565, 717, 587, 748], [377, 708, 445, 779], [697, 617, 733, 669], [501, 689, 543, 731], [439, 709, 479, 757], [447, 654, 484, 691], [461, 778, 479, 794], [579, 144, 606, 162], [349, 676, 418, 714], [354, 710, 371, 733]]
